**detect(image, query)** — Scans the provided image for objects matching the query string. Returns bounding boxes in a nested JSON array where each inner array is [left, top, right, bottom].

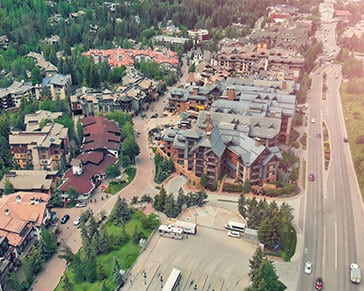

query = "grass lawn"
[[341, 82, 364, 197], [107, 166, 137, 194]]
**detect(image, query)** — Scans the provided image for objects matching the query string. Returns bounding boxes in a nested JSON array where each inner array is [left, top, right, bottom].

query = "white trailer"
[[173, 220, 197, 234], [158, 225, 184, 240]]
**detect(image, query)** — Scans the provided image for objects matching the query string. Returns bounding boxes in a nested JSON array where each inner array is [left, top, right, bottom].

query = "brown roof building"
[[0, 192, 51, 255]]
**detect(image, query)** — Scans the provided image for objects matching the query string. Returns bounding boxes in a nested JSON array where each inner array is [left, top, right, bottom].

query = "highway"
[[297, 0, 364, 289]]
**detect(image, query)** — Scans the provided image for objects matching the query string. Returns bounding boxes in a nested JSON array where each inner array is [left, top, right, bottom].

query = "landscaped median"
[[322, 122, 330, 170]]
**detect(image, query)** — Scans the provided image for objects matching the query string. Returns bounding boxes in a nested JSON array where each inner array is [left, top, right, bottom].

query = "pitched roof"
[[81, 116, 121, 153], [58, 153, 117, 195]]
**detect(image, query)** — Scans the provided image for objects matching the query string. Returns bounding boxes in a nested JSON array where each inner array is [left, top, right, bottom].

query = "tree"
[[242, 179, 251, 194], [4, 178, 15, 194], [113, 258, 125, 287], [257, 208, 281, 250], [105, 163, 121, 178], [39, 226, 58, 260], [58, 244, 75, 265], [66, 187, 78, 204], [200, 173, 207, 189], [31, 66, 42, 85], [110, 196, 131, 224], [249, 247, 265, 282], [164, 193, 179, 218], [153, 186, 167, 211], [238, 194, 248, 218], [63, 273, 73, 291]]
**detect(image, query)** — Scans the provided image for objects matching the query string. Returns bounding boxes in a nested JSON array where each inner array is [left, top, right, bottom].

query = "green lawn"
[[341, 82, 364, 198], [107, 166, 136, 194]]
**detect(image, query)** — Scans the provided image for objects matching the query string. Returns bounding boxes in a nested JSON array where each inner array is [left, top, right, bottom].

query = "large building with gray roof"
[[158, 124, 281, 187]]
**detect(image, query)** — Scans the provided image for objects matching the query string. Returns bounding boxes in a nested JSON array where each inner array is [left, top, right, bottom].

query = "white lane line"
[[335, 221, 338, 269], [333, 182, 335, 200], [323, 225, 326, 267]]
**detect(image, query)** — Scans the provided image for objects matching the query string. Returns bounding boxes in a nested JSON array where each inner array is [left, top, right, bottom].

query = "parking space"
[[123, 205, 255, 291]]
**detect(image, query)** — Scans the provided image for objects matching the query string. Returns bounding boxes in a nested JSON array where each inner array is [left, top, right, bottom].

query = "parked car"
[[61, 214, 70, 224], [73, 216, 81, 226], [309, 173, 315, 182], [227, 231, 241, 238], [305, 262, 312, 274], [311, 118, 316, 123], [343, 137, 348, 143], [315, 277, 323, 290], [75, 202, 87, 208]]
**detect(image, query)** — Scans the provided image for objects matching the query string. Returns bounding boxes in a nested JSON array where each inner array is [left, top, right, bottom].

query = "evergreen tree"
[[153, 186, 167, 211], [4, 178, 15, 194], [110, 196, 131, 224], [248, 247, 265, 282], [238, 194, 247, 218]]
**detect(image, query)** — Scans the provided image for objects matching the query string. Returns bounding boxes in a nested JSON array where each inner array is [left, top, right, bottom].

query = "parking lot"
[[123, 205, 257, 291]]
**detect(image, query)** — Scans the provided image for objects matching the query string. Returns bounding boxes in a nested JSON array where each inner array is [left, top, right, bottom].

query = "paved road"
[[297, 1, 364, 288]]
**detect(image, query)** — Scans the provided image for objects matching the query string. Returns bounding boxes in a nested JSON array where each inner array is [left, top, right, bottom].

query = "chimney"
[[192, 86, 199, 95], [226, 87, 235, 101], [16, 195, 22, 203], [4, 209, 9, 215]]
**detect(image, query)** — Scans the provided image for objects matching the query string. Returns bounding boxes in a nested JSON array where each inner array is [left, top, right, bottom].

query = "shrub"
[[223, 183, 243, 192]]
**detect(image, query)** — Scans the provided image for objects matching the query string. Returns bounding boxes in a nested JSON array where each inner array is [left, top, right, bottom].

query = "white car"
[[305, 262, 312, 274], [73, 216, 81, 226], [75, 202, 87, 208], [227, 231, 241, 238], [311, 118, 315, 123]]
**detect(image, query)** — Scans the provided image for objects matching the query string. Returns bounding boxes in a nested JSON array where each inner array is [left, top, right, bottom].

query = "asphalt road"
[[297, 1, 364, 288]]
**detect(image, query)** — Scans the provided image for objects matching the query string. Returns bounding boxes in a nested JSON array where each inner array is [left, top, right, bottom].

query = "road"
[[297, 0, 364, 289]]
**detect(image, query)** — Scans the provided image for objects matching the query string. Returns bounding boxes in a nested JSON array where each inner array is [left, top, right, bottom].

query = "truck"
[[350, 263, 361, 284]]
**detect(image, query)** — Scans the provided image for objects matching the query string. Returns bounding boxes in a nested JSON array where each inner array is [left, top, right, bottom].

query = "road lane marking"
[[333, 182, 335, 200], [335, 221, 337, 269], [323, 226, 326, 267]]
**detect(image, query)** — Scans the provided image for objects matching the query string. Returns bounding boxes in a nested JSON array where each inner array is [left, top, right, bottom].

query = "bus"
[[158, 225, 184, 240], [162, 268, 182, 291], [225, 221, 246, 232], [173, 220, 197, 235]]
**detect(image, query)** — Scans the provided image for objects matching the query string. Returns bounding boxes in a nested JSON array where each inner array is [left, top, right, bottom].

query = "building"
[[0, 170, 58, 195], [187, 29, 211, 45], [26, 52, 58, 78], [58, 116, 120, 197], [9, 118, 69, 171], [24, 110, 63, 131], [70, 77, 160, 116], [157, 125, 281, 187], [83, 47, 179, 70], [154, 35, 190, 49], [0, 81, 40, 112], [0, 192, 51, 256], [42, 73, 72, 100]]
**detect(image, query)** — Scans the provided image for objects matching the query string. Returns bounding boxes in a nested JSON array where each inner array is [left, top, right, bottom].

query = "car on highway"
[[227, 231, 241, 238], [305, 262, 312, 274], [343, 137, 348, 143], [315, 277, 323, 290], [317, 133, 321, 138], [73, 216, 81, 226], [311, 118, 315, 123], [308, 173, 315, 182], [75, 202, 87, 208], [61, 214, 70, 224]]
